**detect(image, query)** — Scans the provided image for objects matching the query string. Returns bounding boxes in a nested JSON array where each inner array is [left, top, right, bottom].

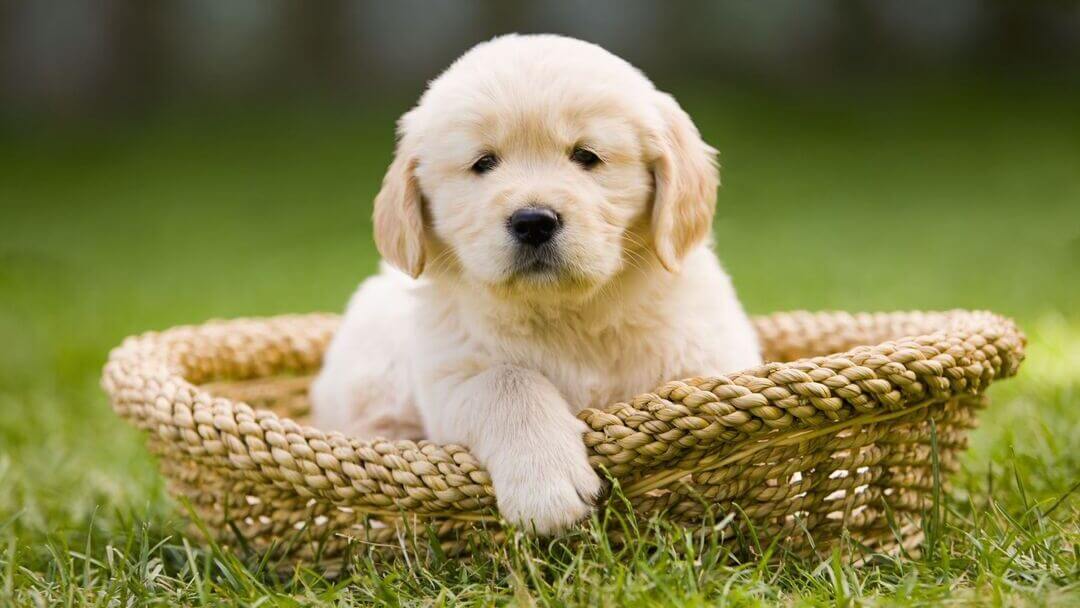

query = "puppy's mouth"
[[493, 244, 601, 300], [510, 246, 564, 279]]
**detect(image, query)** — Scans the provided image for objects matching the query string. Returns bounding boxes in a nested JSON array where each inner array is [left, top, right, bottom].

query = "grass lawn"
[[1, 80, 1078, 605]]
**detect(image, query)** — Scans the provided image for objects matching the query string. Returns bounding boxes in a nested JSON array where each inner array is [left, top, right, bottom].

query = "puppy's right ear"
[[373, 138, 425, 278], [648, 92, 719, 273]]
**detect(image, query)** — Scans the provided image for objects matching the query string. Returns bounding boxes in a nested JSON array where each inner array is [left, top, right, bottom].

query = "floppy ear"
[[649, 92, 719, 273], [373, 140, 426, 278]]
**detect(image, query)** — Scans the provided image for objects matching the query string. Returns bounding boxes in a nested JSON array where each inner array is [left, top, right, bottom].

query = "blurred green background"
[[0, 1, 1078, 603]]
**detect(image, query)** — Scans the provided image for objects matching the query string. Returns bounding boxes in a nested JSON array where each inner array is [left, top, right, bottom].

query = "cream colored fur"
[[312, 34, 761, 535]]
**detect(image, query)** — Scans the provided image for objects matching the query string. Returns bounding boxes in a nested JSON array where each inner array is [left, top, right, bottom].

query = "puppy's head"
[[374, 34, 718, 298]]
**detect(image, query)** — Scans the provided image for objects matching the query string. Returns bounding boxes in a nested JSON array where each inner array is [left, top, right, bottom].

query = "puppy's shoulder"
[[671, 246, 743, 314], [669, 246, 762, 372], [341, 262, 422, 318]]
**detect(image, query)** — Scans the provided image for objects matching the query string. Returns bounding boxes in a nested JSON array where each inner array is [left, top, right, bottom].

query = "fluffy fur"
[[312, 34, 761, 534]]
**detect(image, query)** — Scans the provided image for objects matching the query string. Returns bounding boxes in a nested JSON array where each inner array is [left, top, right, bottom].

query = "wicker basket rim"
[[102, 308, 1025, 453], [100, 308, 1026, 524]]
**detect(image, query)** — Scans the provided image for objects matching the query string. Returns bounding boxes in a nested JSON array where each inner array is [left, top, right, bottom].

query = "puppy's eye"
[[471, 154, 498, 174], [570, 147, 601, 169]]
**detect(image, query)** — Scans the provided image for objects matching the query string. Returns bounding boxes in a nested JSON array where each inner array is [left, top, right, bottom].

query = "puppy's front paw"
[[490, 422, 602, 536]]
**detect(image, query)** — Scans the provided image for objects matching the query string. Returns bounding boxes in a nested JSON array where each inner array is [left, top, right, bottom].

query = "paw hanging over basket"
[[102, 310, 1024, 562]]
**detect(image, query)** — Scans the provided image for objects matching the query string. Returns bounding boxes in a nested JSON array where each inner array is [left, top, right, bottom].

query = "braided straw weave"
[[102, 310, 1024, 561]]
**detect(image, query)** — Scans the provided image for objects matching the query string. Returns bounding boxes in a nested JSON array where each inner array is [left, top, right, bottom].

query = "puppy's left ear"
[[649, 92, 719, 273], [373, 138, 426, 278]]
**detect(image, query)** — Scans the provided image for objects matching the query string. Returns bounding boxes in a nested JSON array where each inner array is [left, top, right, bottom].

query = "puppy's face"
[[415, 86, 653, 294], [374, 35, 718, 300]]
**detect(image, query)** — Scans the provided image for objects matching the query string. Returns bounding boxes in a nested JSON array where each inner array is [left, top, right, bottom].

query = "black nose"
[[509, 207, 560, 247]]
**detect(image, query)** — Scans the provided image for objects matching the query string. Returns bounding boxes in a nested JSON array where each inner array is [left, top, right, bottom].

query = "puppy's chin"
[[508, 246, 563, 280], [425, 242, 619, 303], [494, 256, 609, 302]]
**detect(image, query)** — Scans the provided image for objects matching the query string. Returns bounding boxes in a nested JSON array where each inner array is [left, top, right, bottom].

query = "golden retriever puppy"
[[312, 34, 761, 534]]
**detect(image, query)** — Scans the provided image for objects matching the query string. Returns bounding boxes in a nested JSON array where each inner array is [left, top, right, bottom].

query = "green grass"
[[1, 80, 1078, 605]]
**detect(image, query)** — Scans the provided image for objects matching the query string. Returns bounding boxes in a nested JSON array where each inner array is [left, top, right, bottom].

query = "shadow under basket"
[[102, 310, 1024, 564]]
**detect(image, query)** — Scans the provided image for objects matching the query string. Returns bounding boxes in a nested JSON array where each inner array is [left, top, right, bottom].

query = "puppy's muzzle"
[[508, 207, 560, 247]]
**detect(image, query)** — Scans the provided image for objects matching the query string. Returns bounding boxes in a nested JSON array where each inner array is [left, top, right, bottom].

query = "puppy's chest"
[[509, 333, 686, 412], [556, 367, 646, 412]]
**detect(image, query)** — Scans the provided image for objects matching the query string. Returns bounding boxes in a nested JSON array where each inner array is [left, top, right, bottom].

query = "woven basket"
[[102, 310, 1024, 562]]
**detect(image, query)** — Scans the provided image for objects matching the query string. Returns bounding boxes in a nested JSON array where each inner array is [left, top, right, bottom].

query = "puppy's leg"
[[423, 364, 601, 535]]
